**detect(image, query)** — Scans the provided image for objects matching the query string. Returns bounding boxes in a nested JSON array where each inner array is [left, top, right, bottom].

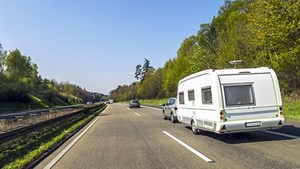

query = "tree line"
[[0, 45, 106, 105], [109, 0, 300, 101]]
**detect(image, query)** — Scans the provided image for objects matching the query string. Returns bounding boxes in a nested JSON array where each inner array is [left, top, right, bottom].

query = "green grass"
[[0, 112, 97, 168], [0, 104, 106, 168], [139, 99, 169, 106], [0, 102, 33, 111], [283, 98, 300, 120], [139, 98, 300, 120], [30, 95, 50, 108], [0, 95, 50, 112], [0, 95, 70, 114]]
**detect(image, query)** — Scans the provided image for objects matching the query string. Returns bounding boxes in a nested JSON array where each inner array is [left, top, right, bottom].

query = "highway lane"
[[37, 103, 300, 169]]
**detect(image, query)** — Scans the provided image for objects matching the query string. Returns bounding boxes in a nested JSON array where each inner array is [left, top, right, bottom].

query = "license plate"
[[245, 121, 261, 127]]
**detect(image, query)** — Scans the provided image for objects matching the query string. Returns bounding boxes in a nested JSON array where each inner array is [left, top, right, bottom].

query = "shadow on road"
[[185, 124, 300, 144]]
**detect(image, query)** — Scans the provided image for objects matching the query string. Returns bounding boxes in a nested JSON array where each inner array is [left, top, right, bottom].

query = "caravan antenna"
[[229, 60, 243, 68]]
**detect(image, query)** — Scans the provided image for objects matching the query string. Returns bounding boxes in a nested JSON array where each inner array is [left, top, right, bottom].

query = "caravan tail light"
[[220, 110, 225, 121], [279, 106, 283, 115]]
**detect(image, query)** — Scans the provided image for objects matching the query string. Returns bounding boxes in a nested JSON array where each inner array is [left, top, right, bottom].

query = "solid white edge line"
[[135, 112, 141, 117], [43, 107, 107, 169], [162, 131, 214, 163], [263, 130, 300, 140], [142, 105, 162, 111]]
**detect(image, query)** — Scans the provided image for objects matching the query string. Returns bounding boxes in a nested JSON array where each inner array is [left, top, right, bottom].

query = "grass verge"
[[139, 99, 168, 106], [140, 98, 300, 120], [0, 105, 106, 168], [283, 98, 300, 120]]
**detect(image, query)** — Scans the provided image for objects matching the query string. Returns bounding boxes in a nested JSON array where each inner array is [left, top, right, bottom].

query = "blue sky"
[[0, 0, 224, 94]]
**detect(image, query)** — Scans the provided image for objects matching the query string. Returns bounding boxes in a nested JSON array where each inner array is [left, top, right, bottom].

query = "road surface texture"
[[37, 103, 300, 169]]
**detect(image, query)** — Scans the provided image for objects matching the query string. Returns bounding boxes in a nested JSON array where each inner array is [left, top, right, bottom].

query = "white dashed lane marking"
[[163, 131, 214, 163]]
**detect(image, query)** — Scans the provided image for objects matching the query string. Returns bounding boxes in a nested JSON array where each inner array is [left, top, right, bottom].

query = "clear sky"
[[0, 0, 224, 95]]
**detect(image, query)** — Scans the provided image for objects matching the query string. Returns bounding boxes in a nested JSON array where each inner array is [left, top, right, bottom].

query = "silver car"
[[129, 99, 140, 108], [162, 97, 178, 123]]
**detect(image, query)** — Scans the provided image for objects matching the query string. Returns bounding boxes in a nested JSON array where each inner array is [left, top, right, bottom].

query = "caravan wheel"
[[191, 120, 200, 135]]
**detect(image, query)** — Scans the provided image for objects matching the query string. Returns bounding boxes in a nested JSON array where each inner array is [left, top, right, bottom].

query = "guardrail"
[[0, 104, 104, 144], [0, 105, 81, 120], [0, 103, 106, 169]]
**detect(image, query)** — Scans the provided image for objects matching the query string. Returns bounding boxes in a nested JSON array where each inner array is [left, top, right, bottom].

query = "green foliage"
[[247, 0, 300, 92], [134, 58, 154, 82], [135, 64, 142, 80], [110, 0, 300, 112], [283, 99, 300, 120], [0, 47, 106, 108], [282, 92, 300, 120], [139, 99, 168, 106], [0, 109, 99, 168]]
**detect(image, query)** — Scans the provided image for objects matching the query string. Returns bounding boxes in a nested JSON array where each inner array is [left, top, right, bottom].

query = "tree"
[[5, 49, 38, 86], [247, 0, 300, 92], [0, 43, 2, 55], [0, 49, 39, 102], [197, 23, 218, 58], [110, 0, 300, 100], [134, 64, 142, 80], [0, 43, 4, 79], [141, 58, 153, 82]]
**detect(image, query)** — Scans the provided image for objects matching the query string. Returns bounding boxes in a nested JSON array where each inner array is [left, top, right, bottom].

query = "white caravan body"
[[177, 67, 284, 134]]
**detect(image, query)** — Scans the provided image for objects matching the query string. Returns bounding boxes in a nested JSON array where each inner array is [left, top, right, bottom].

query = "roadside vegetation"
[[0, 45, 108, 112], [282, 95, 300, 120], [140, 98, 300, 120], [109, 0, 300, 120], [0, 105, 106, 169], [139, 99, 167, 106]]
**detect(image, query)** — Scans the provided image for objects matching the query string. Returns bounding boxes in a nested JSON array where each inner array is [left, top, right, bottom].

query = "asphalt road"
[[37, 103, 300, 169]]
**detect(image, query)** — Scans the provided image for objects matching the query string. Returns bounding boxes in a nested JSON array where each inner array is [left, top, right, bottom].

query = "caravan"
[[177, 67, 284, 134]]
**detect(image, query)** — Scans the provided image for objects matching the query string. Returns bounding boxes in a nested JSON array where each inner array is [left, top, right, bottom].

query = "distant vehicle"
[[162, 98, 178, 123], [177, 67, 284, 135], [129, 99, 140, 108], [105, 99, 113, 104]]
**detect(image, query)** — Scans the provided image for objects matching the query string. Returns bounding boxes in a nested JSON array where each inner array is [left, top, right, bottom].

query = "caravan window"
[[202, 87, 212, 104], [188, 90, 195, 101], [224, 84, 255, 106], [179, 92, 185, 104]]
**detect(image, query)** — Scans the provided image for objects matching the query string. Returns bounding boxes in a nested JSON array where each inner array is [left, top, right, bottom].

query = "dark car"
[[129, 99, 140, 108]]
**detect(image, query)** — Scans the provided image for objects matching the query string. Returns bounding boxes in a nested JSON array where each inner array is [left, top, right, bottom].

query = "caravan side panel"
[[177, 72, 220, 131]]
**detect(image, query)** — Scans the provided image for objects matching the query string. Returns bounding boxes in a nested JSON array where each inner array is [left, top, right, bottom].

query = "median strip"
[[162, 131, 214, 163]]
